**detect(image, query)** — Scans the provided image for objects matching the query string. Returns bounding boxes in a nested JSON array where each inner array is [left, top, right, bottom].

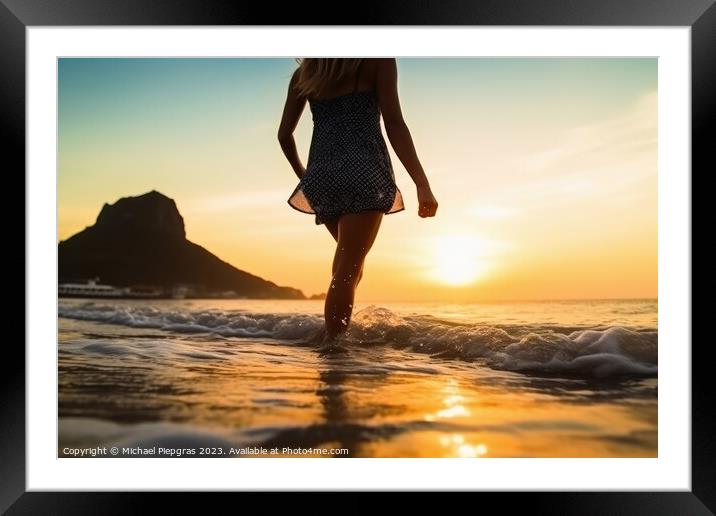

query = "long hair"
[[293, 58, 364, 98]]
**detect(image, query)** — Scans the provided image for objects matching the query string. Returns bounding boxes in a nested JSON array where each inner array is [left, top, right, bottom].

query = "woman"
[[278, 58, 437, 349]]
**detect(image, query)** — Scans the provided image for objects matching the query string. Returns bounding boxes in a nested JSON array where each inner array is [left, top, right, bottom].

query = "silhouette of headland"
[[58, 190, 305, 299]]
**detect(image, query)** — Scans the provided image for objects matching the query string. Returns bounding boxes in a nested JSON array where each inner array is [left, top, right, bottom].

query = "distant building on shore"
[[58, 278, 125, 298], [58, 278, 254, 300]]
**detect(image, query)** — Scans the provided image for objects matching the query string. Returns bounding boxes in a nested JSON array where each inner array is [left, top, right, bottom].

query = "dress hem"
[[287, 184, 406, 226], [315, 204, 406, 225], [286, 199, 316, 216]]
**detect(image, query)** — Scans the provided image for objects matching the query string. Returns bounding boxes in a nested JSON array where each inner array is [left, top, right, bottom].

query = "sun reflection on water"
[[427, 379, 489, 457]]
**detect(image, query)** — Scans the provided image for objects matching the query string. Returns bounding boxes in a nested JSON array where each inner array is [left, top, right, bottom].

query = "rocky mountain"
[[58, 190, 306, 299]]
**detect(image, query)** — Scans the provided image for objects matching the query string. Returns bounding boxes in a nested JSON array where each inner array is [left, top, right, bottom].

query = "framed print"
[[6, 0, 713, 509]]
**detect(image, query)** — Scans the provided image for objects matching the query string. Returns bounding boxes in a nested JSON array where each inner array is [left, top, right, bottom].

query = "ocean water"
[[58, 298, 657, 458]]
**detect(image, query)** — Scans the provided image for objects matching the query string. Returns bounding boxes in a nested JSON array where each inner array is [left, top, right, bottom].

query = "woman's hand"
[[417, 184, 438, 218]]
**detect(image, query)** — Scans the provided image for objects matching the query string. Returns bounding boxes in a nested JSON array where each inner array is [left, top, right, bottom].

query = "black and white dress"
[[287, 60, 405, 225]]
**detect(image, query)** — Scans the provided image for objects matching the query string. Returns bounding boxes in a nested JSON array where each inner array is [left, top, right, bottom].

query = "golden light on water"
[[431, 380, 489, 457], [426, 378, 471, 421], [436, 405, 470, 418], [430, 235, 490, 286], [457, 442, 489, 458]]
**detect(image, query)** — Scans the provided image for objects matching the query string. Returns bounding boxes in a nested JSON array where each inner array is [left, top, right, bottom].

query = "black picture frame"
[[6, 0, 712, 510]]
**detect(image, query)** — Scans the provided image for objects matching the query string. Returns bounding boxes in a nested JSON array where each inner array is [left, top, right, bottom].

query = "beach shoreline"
[[58, 298, 657, 458]]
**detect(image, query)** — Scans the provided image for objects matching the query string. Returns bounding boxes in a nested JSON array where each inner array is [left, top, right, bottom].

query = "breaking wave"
[[59, 302, 657, 378]]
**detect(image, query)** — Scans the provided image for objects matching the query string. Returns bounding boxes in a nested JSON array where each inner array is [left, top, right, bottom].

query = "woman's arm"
[[277, 69, 308, 179], [375, 58, 438, 218]]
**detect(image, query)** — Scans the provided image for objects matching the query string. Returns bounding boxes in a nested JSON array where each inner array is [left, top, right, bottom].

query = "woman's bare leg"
[[323, 210, 383, 341], [308, 219, 340, 344], [308, 217, 367, 345], [325, 218, 363, 285]]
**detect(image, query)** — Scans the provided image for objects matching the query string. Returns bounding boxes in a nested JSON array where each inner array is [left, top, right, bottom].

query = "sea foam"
[[59, 302, 657, 378]]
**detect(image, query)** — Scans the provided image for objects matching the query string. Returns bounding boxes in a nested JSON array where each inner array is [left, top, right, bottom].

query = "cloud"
[[497, 90, 658, 207]]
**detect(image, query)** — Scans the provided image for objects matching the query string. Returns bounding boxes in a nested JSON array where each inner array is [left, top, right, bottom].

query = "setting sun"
[[430, 235, 489, 286]]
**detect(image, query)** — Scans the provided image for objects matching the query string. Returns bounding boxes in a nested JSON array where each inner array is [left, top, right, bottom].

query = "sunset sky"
[[58, 58, 657, 302]]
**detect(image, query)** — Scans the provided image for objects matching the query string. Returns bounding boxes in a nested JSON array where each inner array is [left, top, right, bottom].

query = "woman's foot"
[[317, 332, 348, 355], [298, 324, 327, 346]]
